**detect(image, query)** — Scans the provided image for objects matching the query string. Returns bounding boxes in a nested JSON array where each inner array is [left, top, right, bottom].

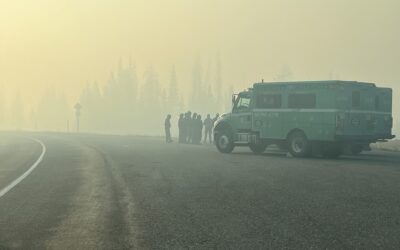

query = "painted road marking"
[[0, 138, 46, 199]]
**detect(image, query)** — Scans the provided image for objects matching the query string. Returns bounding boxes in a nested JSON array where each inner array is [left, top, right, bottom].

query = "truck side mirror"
[[232, 95, 236, 104]]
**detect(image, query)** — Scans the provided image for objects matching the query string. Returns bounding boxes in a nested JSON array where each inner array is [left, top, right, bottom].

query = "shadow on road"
[[232, 151, 288, 158], [232, 149, 400, 168]]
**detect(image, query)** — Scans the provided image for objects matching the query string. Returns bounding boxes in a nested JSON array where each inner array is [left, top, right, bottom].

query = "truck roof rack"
[[253, 80, 376, 88]]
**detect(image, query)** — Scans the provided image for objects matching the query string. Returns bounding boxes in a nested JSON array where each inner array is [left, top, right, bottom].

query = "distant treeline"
[[2, 61, 397, 136], [0, 57, 233, 135]]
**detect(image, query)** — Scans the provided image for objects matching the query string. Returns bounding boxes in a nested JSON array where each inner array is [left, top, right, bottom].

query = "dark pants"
[[188, 128, 193, 144], [204, 128, 212, 143], [178, 127, 184, 143]]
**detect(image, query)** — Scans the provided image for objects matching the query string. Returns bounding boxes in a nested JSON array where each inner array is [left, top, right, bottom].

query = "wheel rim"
[[292, 137, 305, 153], [218, 135, 230, 149]]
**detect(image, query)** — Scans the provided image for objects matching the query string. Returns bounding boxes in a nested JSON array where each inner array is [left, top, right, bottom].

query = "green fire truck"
[[214, 80, 394, 157]]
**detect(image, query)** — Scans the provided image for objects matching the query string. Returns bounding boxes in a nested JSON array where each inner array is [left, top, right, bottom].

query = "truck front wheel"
[[216, 130, 235, 154], [288, 131, 311, 157]]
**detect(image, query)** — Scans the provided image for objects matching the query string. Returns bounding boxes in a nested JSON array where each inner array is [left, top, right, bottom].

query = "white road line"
[[0, 137, 46, 199]]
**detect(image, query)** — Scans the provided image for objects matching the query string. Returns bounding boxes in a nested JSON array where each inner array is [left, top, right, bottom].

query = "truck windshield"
[[234, 96, 251, 111]]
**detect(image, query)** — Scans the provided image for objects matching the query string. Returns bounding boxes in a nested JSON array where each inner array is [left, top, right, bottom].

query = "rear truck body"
[[214, 80, 395, 157]]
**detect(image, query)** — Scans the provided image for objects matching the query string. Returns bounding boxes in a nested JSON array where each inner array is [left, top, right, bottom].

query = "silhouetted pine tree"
[[80, 82, 103, 132], [167, 66, 179, 115], [215, 53, 223, 112], [178, 96, 185, 113], [224, 85, 234, 113], [91, 82, 103, 129], [160, 88, 168, 115], [95, 59, 140, 134], [191, 57, 204, 113], [117, 60, 138, 132], [206, 84, 216, 112], [102, 72, 118, 133], [139, 66, 161, 134]]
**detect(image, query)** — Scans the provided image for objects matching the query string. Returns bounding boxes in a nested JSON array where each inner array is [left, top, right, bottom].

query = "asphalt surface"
[[0, 133, 400, 249]]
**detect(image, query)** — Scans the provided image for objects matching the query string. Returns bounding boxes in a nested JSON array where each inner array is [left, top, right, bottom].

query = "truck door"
[[253, 93, 283, 139], [231, 94, 252, 135]]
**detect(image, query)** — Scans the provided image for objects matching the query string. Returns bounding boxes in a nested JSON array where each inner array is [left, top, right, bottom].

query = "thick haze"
[[0, 0, 399, 133]]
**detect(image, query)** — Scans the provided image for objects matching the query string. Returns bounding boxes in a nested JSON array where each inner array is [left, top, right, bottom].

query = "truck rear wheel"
[[216, 130, 235, 154], [288, 131, 311, 157], [249, 142, 268, 154]]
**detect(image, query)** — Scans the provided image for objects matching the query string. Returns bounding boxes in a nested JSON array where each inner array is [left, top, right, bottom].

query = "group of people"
[[164, 112, 220, 144]]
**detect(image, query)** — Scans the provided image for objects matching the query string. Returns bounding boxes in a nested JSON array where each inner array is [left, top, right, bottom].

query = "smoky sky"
[[0, 0, 399, 127]]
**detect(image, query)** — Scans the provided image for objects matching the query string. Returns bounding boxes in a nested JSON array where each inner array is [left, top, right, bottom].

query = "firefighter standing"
[[164, 114, 173, 143], [203, 114, 213, 143], [178, 113, 184, 143]]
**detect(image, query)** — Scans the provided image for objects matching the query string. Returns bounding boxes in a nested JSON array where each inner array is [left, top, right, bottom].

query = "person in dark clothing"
[[211, 113, 220, 142], [212, 113, 220, 126], [203, 114, 213, 143], [164, 114, 173, 143], [190, 113, 197, 144], [196, 115, 203, 144], [184, 111, 192, 143], [178, 113, 184, 143]]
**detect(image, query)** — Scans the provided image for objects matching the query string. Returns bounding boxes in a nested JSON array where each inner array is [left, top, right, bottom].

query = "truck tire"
[[216, 130, 235, 154], [288, 131, 311, 157], [249, 142, 268, 154]]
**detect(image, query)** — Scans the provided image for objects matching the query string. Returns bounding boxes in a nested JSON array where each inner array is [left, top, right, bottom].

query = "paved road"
[[0, 133, 400, 249]]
